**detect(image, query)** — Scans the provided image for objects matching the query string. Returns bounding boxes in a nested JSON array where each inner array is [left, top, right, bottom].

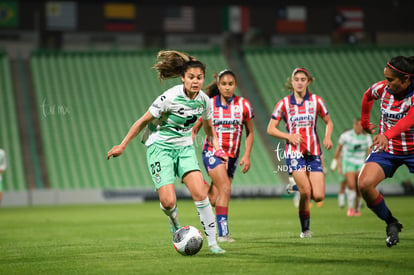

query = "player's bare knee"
[[160, 198, 176, 210], [313, 196, 324, 202], [357, 174, 370, 193], [191, 191, 206, 202]]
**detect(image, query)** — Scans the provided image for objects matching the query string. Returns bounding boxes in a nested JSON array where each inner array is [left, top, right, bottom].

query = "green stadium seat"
[[30, 49, 280, 191], [0, 52, 26, 191]]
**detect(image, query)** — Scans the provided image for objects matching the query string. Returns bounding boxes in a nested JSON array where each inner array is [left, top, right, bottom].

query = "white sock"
[[357, 197, 363, 211], [194, 197, 217, 247], [347, 190, 356, 210], [160, 203, 180, 228], [338, 193, 345, 207], [293, 192, 300, 208]]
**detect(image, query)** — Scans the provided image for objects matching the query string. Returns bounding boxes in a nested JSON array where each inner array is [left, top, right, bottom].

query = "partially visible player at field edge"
[[107, 50, 226, 254], [358, 55, 414, 247], [267, 68, 333, 238], [331, 118, 372, 217], [0, 148, 7, 205], [330, 128, 350, 209], [192, 69, 254, 242]]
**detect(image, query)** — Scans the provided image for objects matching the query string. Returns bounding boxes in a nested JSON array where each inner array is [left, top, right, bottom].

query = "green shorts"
[[146, 144, 201, 190], [342, 160, 363, 174]]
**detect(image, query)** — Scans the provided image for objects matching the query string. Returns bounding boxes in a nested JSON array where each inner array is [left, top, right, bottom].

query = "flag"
[[0, 1, 18, 27], [46, 1, 77, 31], [163, 6, 194, 32], [222, 6, 249, 33], [335, 7, 364, 33], [275, 6, 307, 33], [104, 2, 136, 32]]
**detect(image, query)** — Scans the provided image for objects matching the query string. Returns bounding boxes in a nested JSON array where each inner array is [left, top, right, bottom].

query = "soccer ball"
[[173, 225, 203, 256]]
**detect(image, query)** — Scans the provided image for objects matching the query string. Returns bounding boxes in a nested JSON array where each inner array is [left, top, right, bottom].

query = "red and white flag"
[[275, 6, 307, 33]]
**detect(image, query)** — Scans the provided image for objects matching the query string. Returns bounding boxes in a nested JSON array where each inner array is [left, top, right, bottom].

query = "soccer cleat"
[[209, 245, 226, 254], [218, 235, 236, 243], [300, 230, 313, 238], [286, 183, 299, 194], [354, 210, 361, 217], [386, 221, 403, 248], [347, 208, 354, 217], [286, 176, 298, 194]]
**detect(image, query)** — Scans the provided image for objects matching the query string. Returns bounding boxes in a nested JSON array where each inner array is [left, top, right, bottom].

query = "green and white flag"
[[222, 6, 250, 33]]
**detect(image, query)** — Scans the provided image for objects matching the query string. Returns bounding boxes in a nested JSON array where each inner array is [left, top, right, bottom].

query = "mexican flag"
[[222, 6, 250, 33]]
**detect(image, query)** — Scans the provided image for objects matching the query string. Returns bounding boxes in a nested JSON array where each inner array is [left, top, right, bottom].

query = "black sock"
[[299, 210, 310, 231]]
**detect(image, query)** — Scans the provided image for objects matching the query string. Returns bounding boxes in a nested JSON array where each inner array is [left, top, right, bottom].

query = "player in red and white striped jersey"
[[204, 87, 254, 158], [359, 55, 414, 247], [267, 68, 333, 238], [193, 69, 254, 242]]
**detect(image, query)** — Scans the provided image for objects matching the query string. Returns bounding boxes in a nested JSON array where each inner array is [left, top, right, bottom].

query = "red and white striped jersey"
[[362, 80, 414, 155], [203, 95, 254, 157], [271, 91, 329, 156]]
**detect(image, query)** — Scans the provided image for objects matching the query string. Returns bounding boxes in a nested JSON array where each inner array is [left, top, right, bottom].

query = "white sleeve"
[[148, 92, 169, 119]]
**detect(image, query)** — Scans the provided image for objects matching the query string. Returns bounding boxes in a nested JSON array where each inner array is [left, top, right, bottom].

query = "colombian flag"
[[104, 3, 136, 32]]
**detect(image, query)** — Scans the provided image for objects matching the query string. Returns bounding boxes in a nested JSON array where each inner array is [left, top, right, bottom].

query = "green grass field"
[[1, 197, 413, 274]]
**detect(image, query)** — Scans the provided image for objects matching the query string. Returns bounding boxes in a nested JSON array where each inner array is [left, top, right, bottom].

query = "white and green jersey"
[[339, 129, 372, 166], [142, 84, 212, 149]]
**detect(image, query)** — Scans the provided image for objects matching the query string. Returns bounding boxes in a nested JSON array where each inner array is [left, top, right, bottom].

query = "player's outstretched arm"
[[107, 111, 154, 159]]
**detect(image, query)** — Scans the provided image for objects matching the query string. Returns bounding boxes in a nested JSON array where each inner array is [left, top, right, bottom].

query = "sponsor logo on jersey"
[[381, 109, 406, 120], [289, 114, 314, 122], [213, 119, 241, 125]]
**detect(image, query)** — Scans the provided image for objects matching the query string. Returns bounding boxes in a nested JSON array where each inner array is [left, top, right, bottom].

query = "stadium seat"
[[0, 52, 26, 191], [30, 49, 280, 191]]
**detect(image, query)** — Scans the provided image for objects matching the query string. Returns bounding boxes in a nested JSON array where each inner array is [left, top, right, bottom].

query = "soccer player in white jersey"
[[107, 50, 226, 254], [0, 148, 7, 204], [267, 68, 333, 238], [359, 56, 414, 247], [192, 69, 254, 242], [331, 118, 372, 217]]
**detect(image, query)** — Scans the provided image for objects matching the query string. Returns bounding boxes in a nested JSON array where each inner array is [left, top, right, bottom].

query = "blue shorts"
[[365, 151, 414, 178], [286, 155, 323, 173], [202, 150, 238, 178]]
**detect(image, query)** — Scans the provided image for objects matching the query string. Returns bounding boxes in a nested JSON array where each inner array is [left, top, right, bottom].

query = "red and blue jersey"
[[271, 91, 329, 156], [203, 95, 254, 158], [361, 80, 414, 155]]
